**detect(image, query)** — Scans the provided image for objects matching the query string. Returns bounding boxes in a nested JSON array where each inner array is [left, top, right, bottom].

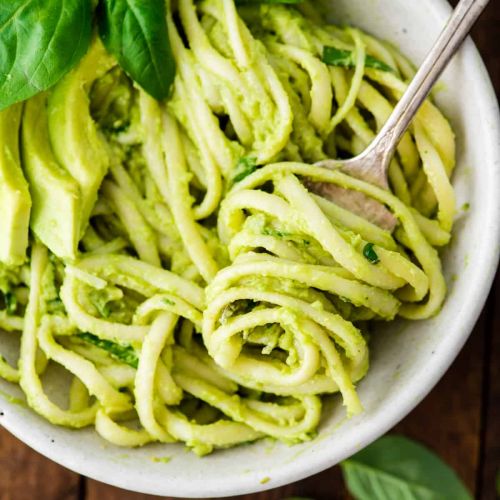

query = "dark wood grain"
[[470, 2, 500, 498], [480, 274, 500, 500], [85, 483, 164, 500], [470, 0, 500, 97], [394, 316, 486, 494], [0, 431, 81, 500], [0, 2, 498, 500]]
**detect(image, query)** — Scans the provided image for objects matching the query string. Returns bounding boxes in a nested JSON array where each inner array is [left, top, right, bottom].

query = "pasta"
[[0, 0, 455, 455]]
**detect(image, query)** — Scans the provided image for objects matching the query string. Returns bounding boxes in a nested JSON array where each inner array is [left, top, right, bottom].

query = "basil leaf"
[[1, 290, 17, 315], [363, 243, 380, 264], [262, 227, 291, 238], [77, 332, 139, 369], [341, 435, 473, 500], [233, 157, 258, 183], [4, 292, 17, 316], [323, 46, 393, 72], [99, 0, 175, 101], [0, 0, 92, 111]]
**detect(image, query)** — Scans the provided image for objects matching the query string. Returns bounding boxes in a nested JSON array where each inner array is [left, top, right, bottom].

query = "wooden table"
[[1, 3, 499, 500]]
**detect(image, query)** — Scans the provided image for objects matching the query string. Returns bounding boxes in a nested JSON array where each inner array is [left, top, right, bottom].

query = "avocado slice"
[[22, 94, 81, 261], [47, 38, 115, 237], [0, 104, 31, 266]]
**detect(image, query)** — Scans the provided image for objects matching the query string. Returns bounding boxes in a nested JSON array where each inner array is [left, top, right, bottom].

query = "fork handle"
[[365, 0, 489, 170]]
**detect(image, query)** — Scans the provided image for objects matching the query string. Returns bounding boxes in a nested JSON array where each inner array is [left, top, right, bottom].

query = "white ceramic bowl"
[[1, 0, 499, 497]]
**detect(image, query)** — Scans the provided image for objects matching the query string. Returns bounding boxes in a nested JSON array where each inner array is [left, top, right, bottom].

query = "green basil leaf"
[[4, 291, 17, 316], [0, 0, 92, 111], [233, 157, 258, 183], [323, 46, 393, 72], [1, 290, 17, 316], [99, 0, 175, 101], [363, 243, 380, 264], [341, 435, 473, 500], [77, 332, 139, 369]]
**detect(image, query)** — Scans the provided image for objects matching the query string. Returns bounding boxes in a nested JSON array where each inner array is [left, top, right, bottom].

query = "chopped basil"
[[233, 157, 259, 183], [77, 332, 139, 369], [262, 227, 291, 238], [363, 243, 380, 264], [323, 46, 393, 72], [3, 291, 17, 315], [162, 298, 176, 306]]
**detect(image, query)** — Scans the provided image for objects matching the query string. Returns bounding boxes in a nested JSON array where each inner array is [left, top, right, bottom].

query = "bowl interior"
[[1, 0, 499, 497]]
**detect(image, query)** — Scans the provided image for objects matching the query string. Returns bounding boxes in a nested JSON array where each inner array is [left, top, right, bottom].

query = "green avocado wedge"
[[0, 104, 31, 266], [47, 38, 115, 237], [21, 95, 81, 261]]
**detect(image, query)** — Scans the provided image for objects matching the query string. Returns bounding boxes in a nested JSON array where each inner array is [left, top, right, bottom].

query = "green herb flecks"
[[162, 298, 176, 306], [323, 46, 394, 72], [341, 435, 473, 500], [233, 157, 258, 183], [0, 0, 92, 110], [89, 290, 112, 319], [77, 332, 139, 369], [2, 291, 17, 315], [262, 227, 291, 238], [99, 0, 175, 101], [363, 243, 380, 264]]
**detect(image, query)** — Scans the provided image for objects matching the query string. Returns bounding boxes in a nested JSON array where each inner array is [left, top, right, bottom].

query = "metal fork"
[[312, 0, 489, 227]]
